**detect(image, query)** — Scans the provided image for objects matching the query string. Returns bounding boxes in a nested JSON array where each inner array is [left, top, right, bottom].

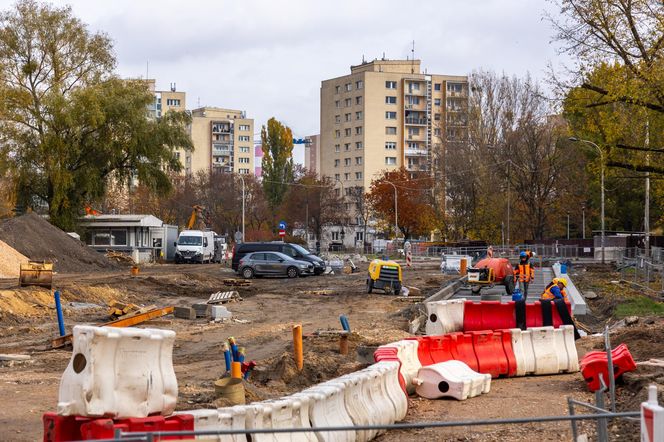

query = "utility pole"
[[645, 118, 650, 257], [507, 161, 511, 247], [582, 206, 586, 239], [238, 175, 245, 242]]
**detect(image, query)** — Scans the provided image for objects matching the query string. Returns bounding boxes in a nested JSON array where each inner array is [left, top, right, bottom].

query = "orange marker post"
[[231, 361, 242, 379], [293, 324, 303, 371]]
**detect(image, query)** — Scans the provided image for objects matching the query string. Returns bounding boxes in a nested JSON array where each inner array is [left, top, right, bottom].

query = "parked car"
[[237, 251, 313, 279], [231, 242, 325, 275]]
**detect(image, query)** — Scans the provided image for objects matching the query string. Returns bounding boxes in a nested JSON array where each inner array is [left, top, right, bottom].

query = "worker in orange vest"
[[541, 277, 568, 301], [513, 251, 535, 299]]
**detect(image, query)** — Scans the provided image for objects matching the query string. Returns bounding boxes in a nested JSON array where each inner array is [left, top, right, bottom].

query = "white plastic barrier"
[[412, 360, 491, 400], [424, 298, 466, 335], [381, 340, 421, 394], [293, 384, 356, 442], [323, 374, 375, 442], [366, 361, 408, 422], [509, 328, 532, 376], [557, 325, 580, 372], [510, 326, 579, 376], [245, 397, 316, 442], [57, 326, 177, 418], [176, 407, 245, 442], [355, 367, 393, 438]]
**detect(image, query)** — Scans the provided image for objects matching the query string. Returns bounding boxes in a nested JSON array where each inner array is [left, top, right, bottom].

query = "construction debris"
[[223, 279, 251, 287], [108, 300, 140, 318], [174, 306, 196, 320], [207, 291, 241, 304], [105, 250, 136, 265], [192, 303, 211, 318]]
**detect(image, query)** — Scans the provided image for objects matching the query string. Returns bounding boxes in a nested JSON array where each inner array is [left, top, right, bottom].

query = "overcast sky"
[[1, 0, 569, 157]]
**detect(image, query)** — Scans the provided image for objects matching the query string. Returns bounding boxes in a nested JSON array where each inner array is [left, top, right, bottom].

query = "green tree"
[[261, 117, 294, 212], [0, 1, 192, 230]]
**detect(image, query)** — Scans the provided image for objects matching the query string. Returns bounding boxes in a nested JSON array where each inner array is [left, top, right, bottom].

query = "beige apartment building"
[[187, 107, 254, 176], [320, 59, 468, 195]]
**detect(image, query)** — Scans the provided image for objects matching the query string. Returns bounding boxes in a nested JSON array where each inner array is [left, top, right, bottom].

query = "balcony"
[[212, 143, 232, 153], [446, 90, 467, 98], [405, 148, 428, 156], [406, 163, 430, 172], [405, 117, 428, 125]]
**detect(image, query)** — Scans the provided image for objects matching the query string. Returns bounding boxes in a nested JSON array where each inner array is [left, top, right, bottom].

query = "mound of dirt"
[[0, 239, 28, 278], [0, 213, 117, 273]]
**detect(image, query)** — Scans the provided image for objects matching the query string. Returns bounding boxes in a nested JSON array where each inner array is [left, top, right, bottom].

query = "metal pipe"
[[567, 397, 578, 442], [54, 290, 65, 337], [605, 325, 616, 413]]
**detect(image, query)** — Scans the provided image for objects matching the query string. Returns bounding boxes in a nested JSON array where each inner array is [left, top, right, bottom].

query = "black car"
[[231, 242, 325, 275]]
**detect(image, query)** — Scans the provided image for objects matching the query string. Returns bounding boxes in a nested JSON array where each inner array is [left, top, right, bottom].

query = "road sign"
[[279, 229, 286, 237], [278, 221, 287, 230]]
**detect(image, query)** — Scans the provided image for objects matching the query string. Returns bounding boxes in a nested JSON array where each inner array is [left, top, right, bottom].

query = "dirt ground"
[[0, 261, 662, 441]]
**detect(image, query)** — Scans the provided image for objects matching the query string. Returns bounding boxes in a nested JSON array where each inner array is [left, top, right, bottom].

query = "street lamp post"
[[582, 205, 586, 240], [570, 138, 605, 264], [237, 174, 246, 242], [384, 180, 399, 239]]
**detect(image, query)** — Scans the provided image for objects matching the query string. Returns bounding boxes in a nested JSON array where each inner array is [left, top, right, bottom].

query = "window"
[[356, 80, 363, 89], [334, 159, 340, 167], [238, 157, 250, 164], [385, 141, 397, 149], [239, 168, 250, 174], [331, 231, 340, 241], [344, 128, 352, 136], [385, 81, 397, 89], [166, 98, 181, 106], [344, 173, 350, 180], [434, 98, 441, 106], [334, 173, 340, 181], [239, 146, 250, 153], [345, 113, 351, 122], [175, 152, 181, 160], [385, 96, 397, 104], [335, 130, 341, 138], [407, 142, 420, 149], [335, 144, 340, 152], [335, 100, 340, 108], [385, 157, 397, 165], [91, 229, 127, 246], [434, 113, 441, 121], [409, 82, 420, 91], [345, 83, 352, 91], [238, 135, 250, 141], [434, 83, 441, 91], [344, 143, 350, 151], [355, 111, 363, 120], [239, 124, 250, 131], [355, 157, 362, 165], [344, 158, 351, 166], [434, 128, 441, 136], [355, 231, 364, 241], [345, 98, 352, 107], [447, 98, 463, 111], [335, 85, 341, 94], [385, 126, 397, 135], [335, 115, 341, 123], [355, 126, 363, 135], [355, 96, 362, 105], [355, 141, 363, 149], [447, 83, 464, 93], [408, 127, 420, 135], [385, 111, 397, 119], [355, 172, 362, 180], [406, 96, 420, 105]]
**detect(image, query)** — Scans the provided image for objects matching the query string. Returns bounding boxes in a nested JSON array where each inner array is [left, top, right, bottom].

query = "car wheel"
[[242, 267, 254, 279], [471, 285, 481, 294], [503, 276, 515, 295], [366, 279, 374, 294], [287, 267, 299, 278]]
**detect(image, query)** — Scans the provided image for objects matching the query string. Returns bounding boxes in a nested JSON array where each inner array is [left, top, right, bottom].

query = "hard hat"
[[520, 251, 527, 258], [557, 278, 568, 287]]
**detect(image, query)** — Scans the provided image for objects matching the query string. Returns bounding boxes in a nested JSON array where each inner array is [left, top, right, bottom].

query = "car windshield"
[[291, 244, 311, 256], [178, 236, 202, 246]]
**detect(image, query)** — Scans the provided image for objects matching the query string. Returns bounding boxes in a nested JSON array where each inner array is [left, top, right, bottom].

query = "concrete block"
[[211, 305, 232, 320], [192, 303, 211, 318], [174, 306, 196, 320]]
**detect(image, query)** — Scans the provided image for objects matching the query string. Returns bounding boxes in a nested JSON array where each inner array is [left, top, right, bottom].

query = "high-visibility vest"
[[515, 262, 534, 282], [541, 282, 568, 300]]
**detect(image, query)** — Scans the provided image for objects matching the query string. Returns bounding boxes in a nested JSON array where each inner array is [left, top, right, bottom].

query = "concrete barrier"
[[552, 262, 587, 315]]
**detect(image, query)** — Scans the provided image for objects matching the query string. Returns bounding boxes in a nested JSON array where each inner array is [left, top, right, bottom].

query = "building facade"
[[187, 107, 255, 176], [304, 134, 321, 176], [319, 59, 469, 248]]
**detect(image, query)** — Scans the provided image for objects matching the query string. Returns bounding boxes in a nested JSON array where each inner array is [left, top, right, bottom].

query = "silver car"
[[238, 251, 314, 279]]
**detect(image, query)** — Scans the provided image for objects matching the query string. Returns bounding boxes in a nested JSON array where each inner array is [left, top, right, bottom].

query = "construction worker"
[[541, 277, 568, 301], [513, 251, 535, 300]]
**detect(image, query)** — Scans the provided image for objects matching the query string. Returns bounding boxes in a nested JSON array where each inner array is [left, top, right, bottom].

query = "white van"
[[174, 230, 215, 263]]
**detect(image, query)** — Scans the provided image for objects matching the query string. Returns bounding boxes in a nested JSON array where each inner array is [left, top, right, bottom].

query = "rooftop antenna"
[[382, 52, 386, 60], [197, 97, 201, 107], [362, 54, 366, 63], [411, 40, 415, 73], [171, 82, 176, 92]]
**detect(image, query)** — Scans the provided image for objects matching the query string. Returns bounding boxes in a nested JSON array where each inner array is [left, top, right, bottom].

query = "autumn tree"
[[261, 117, 294, 213], [280, 172, 343, 242], [0, 1, 192, 230], [348, 185, 371, 251], [367, 168, 435, 240]]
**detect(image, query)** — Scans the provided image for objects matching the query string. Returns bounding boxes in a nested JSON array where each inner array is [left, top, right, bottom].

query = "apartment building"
[[188, 107, 254, 176], [320, 59, 468, 194], [146, 80, 186, 119], [304, 134, 321, 176]]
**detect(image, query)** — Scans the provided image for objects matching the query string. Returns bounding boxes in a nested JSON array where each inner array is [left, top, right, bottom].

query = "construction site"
[[0, 213, 662, 441]]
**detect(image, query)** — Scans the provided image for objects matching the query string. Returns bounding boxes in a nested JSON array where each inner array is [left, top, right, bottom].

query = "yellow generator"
[[367, 259, 402, 294]]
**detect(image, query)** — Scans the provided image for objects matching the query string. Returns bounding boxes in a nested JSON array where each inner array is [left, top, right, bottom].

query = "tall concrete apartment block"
[[188, 107, 254, 176], [146, 80, 186, 118], [304, 134, 321, 176], [320, 59, 468, 194]]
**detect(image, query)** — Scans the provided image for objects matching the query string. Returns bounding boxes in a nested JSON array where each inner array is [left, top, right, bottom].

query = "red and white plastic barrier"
[[641, 385, 664, 442]]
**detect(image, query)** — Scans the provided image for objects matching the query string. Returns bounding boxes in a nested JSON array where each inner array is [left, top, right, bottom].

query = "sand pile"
[[0, 213, 117, 273], [0, 239, 28, 278]]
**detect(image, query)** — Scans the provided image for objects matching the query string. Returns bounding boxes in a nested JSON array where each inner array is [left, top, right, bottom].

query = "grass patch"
[[614, 296, 664, 317]]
